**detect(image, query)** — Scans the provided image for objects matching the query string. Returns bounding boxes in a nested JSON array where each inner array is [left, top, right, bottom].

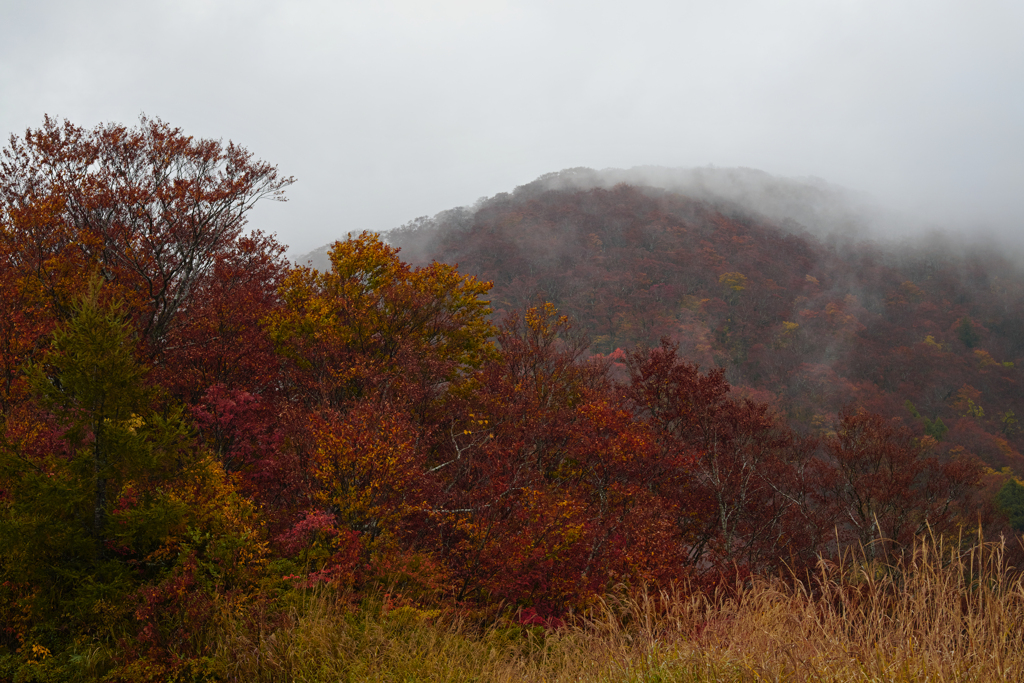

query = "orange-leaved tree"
[[268, 230, 495, 411], [0, 114, 293, 377], [426, 304, 675, 612], [265, 232, 495, 584]]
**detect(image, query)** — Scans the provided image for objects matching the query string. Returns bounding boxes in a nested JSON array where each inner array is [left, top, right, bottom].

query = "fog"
[[2, 0, 1022, 255]]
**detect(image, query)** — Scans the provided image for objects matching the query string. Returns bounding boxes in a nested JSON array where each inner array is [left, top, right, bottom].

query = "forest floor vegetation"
[[197, 534, 1024, 683]]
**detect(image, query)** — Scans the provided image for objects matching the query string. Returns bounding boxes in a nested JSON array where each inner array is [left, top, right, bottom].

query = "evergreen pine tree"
[[1, 279, 191, 641]]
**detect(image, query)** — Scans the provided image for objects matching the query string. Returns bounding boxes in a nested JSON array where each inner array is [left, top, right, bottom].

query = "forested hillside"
[[3, 119, 1023, 680], [388, 178, 1024, 478]]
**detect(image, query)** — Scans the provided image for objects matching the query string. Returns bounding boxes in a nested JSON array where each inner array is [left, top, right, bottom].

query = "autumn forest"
[[3, 117, 1024, 681]]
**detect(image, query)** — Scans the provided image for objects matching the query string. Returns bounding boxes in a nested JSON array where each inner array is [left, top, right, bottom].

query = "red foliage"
[[625, 340, 822, 574], [0, 115, 292, 360], [155, 230, 289, 403], [191, 384, 300, 512], [4, 121, 1019, 665], [812, 410, 984, 558], [413, 184, 1024, 485]]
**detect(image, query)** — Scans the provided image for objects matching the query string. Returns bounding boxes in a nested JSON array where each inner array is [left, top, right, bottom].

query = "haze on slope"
[[296, 166, 939, 270]]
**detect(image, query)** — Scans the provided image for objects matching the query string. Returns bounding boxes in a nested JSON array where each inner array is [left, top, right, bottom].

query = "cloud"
[[2, 0, 1022, 254]]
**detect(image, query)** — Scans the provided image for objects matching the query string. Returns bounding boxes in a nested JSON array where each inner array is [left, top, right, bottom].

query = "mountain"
[[296, 168, 1024, 477], [340, 168, 1020, 476], [296, 166, 889, 269], [386, 165, 926, 260]]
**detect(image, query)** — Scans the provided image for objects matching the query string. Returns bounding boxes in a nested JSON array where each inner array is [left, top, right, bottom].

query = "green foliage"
[[906, 402, 949, 442], [995, 478, 1024, 532], [904, 400, 921, 419], [0, 281, 203, 671], [23, 279, 191, 547], [963, 400, 984, 418], [1001, 410, 1019, 436], [956, 317, 980, 348], [923, 417, 948, 441]]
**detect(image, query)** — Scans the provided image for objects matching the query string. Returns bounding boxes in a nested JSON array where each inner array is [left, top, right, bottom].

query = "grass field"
[[204, 534, 1024, 682]]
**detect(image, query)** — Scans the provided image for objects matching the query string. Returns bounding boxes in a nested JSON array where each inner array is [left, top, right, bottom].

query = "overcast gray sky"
[[2, 0, 1023, 255]]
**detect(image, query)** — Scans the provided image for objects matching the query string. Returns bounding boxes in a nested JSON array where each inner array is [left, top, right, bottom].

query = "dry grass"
[[214, 534, 1024, 682]]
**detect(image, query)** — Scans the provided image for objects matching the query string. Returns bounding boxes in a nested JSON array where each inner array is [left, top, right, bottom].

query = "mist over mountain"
[[504, 166, 892, 239], [299, 165, 1004, 271], [300, 168, 1024, 477], [297, 167, 872, 268]]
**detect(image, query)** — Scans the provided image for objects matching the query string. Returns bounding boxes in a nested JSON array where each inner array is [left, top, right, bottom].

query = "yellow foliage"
[[150, 454, 269, 571], [776, 321, 800, 348], [267, 231, 496, 402], [310, 406, 424, 534], [718, 271, 748, 292], [28, 643, 51, 662], [974, 349, 1000, 368]]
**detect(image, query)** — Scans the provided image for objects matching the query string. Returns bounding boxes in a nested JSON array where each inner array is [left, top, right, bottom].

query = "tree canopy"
[[0, 116, 1014, 680]]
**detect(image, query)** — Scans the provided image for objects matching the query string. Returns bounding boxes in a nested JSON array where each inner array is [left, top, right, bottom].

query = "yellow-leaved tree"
[[266, 232, 496, 591], [268, 231, 495, 410]]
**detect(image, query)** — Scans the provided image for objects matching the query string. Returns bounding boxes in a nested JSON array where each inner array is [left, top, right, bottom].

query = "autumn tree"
[[426, 304, 601, 606], [624, 340, 819, 574], [425, 305, 679, 610], [265, 232, 497, 586], [813, 410, 983, 558], [0, 114, 293, 366], [0, 281, 267, 674], [268, 230, 495, 412], [156, 229, 289, 403]]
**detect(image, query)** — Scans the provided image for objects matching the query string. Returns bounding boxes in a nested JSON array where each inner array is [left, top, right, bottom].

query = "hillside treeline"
[[394, 181, 1024, 482], [0, 118, 1016, 680]]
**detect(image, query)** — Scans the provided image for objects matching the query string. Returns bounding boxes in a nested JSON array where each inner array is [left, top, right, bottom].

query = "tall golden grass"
[[215, 533, 1024, 682]]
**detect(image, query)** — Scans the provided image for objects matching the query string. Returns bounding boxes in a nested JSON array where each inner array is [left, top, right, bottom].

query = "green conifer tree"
[[0, 280, 191, 651]]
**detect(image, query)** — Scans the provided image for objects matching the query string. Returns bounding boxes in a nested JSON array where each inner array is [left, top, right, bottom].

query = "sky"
[[2, 0, 1023, 256]]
